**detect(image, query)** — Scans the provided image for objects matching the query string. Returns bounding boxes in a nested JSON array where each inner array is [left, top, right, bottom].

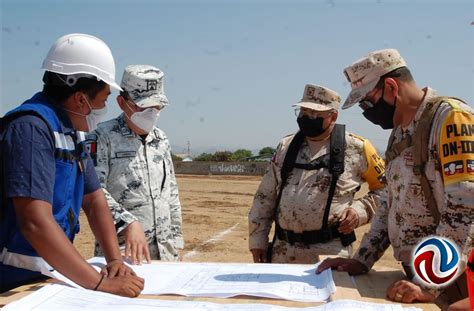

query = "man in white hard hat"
[[248, 84, 385, 264], [0, 33, 144, 297], [89, 65, 184, 264]]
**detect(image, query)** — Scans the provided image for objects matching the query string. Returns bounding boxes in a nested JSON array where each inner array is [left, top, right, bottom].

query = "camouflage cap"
[[293, 84, 341, 111], [120, 65, 169, 108], [342, 49, 407, 109]]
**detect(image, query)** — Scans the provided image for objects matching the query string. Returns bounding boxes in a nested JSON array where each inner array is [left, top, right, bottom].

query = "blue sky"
[[1, 0, 473, 155]]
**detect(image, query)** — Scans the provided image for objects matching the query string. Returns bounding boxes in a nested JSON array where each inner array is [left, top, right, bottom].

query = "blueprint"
[[2, 284, 422, 311], [44, 257, 335, 302]]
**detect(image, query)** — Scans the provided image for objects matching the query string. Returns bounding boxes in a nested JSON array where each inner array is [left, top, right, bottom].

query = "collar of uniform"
[[117, 113, 163, 141], [413, 87, 437, 123], [392, 87, 437, 141], [37, 92, 75, 134], [401, 87, 437, 134], [301, 136, 330, 162], [117, 113, 135, 137], [150, 128, 164, 140], [141, 127, 163, 143]]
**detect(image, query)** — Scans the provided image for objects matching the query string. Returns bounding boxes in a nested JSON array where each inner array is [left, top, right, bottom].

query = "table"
[[0, 265, 440, 310]]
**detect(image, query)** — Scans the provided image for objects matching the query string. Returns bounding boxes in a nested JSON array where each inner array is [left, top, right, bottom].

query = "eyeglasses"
[[294, 107, 333, 119], [358, 100, 375, 111], [358, 85, 383, 111]]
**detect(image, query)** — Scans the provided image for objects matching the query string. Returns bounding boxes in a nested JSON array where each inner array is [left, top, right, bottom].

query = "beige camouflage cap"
[[293, 84, 341, 111], [120, 65, 169, 108], [342, 49, 407, 109]]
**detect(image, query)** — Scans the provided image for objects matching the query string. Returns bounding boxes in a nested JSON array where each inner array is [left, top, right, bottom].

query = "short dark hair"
[[119, 90, 131, 101], [375, 66, 414, 89], [42, 71, 107, 104]]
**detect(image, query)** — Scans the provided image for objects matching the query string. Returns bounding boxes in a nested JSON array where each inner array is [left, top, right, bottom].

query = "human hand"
[[316, 257, 367, 275], [98, 274, 145, 297], [447, 297, 471, 311], [386, 280, 435, 303], [123, 221, 151, 265], [100, 259, 136, 277], [338, 208, 359, 234], [250, 249, 267, 263]]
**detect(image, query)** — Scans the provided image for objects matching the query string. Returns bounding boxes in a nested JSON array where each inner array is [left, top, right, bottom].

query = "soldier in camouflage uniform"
[[88, 65, 184, 263], [317, 49, 473, 305], [248, 84, 386, 264]]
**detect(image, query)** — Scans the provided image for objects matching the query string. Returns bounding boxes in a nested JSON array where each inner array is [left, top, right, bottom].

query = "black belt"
[[276, 225, 350, 245]]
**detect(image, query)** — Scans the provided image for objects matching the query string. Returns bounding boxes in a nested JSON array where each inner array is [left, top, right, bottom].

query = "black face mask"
[[297, 115, 327, 137], [362, 88, 396, 130]]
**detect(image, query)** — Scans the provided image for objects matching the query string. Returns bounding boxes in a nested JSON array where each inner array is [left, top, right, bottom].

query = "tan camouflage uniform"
[[249, 130, 384, 264], [341, 49, 474, 300], [90, 114, 183, 261], [354, 88, 474, 270]]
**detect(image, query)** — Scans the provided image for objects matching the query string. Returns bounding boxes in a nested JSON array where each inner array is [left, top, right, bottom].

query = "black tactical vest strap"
[[273, 124, 346, 231], [322, 123, 346, 229], [265, 125, 347, 261]]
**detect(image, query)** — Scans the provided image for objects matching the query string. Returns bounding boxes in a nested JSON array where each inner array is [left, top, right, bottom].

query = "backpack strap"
[[272, 131, 305, 227], [274, 124, 346, 230], [274, 124, 346, 229], [321, 124, 346, 229], [266, 132, 305, 261], [412, 96, 466, 224], [266, 125, 346, 260], [384, 96, 465, 225], [385, 133, 411, 165]]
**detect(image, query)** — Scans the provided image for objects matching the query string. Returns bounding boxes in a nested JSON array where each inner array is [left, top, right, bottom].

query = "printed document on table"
[[46, 257, 336, 302], [2, 284, 423, 311]]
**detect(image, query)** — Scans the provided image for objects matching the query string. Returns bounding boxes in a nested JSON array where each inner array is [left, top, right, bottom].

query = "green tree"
[[171, 153, 183, 162], [194, 153, 213, 161], [212, 151, 233, 162], [231, 149, 253, 161], [259, 146, 276, 156]]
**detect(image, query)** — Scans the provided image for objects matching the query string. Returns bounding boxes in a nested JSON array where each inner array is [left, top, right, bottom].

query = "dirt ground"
[[74, 174, 401, 270]]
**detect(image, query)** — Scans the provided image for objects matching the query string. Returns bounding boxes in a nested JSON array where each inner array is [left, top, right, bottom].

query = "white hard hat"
[[42, 33, 122, 91]]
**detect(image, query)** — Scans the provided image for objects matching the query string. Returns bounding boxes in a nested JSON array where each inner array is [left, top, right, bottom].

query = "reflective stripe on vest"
[[0, 93, 84, 278], [0, 248, 51, 273]]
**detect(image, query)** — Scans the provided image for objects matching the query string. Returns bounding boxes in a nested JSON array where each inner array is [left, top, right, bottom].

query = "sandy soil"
[[74, 174, 400, 270]]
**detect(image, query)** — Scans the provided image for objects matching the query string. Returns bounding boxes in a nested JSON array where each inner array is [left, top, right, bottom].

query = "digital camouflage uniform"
[[248, 131, 385, 264], [353, 88, 474, 295], [89, 114, 183, 261]]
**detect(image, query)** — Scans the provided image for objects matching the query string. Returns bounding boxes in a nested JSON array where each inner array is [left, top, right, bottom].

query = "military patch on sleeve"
[[85, 134, 98, 166], [361, 139, 386, 190], [439, 110, 474, 185]]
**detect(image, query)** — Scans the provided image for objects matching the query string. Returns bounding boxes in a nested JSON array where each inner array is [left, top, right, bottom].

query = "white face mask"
[[131, 108, 161, 132], [63, 94, 108, 132], [82, 96, 108, 131]]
